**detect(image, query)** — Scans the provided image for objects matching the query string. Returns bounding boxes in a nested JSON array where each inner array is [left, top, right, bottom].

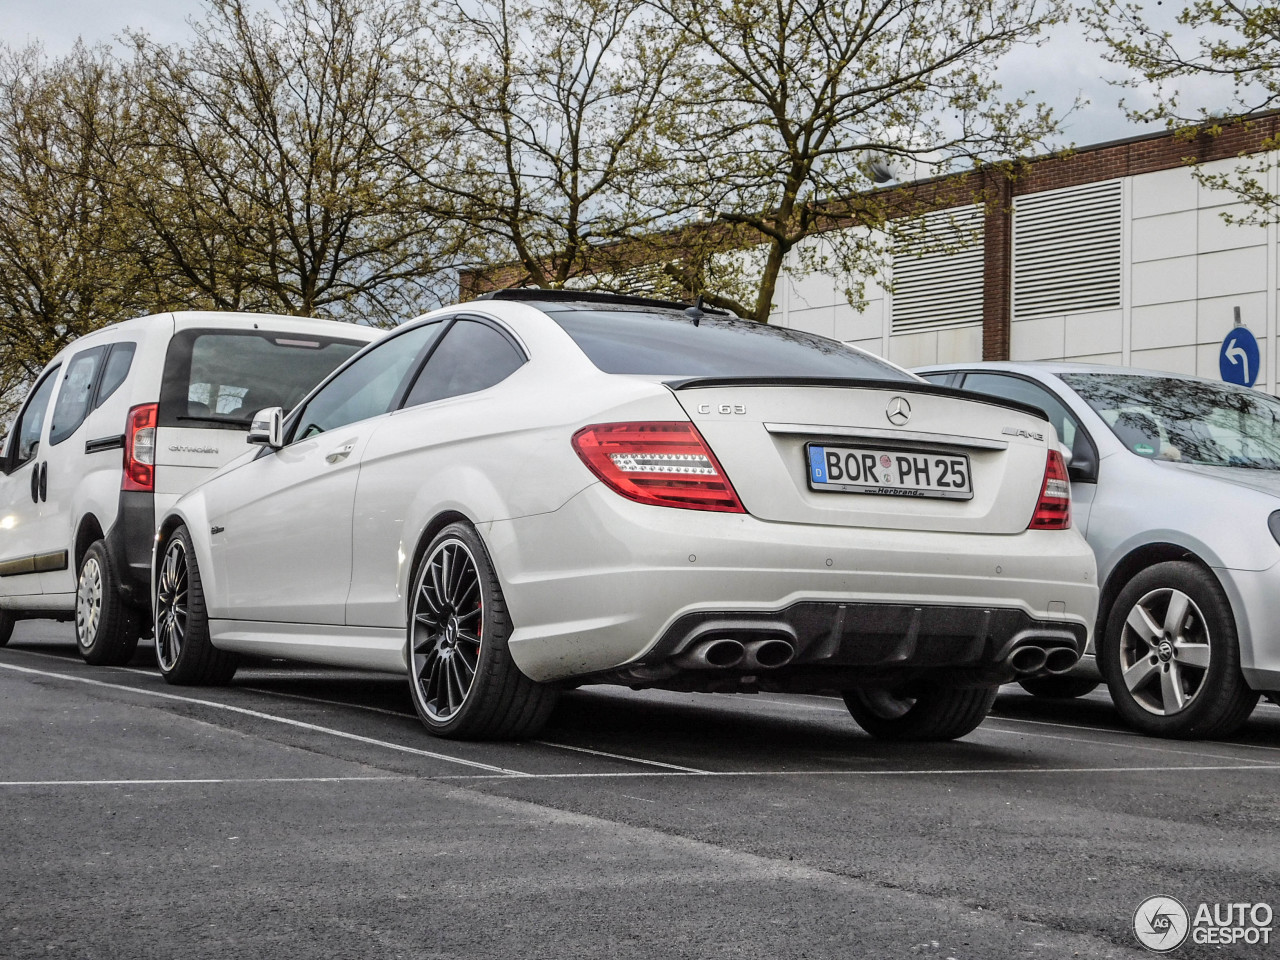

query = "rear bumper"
[[484, 483, 1098, 684], [104, 490, 155, 611]]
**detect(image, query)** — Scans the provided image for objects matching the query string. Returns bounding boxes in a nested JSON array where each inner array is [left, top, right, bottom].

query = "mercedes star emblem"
[[886, 396, 912, 426]]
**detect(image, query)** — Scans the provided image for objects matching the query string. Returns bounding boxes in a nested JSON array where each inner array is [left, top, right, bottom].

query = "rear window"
[[543, 307, 911, 381], [160, 329, 368, 429]]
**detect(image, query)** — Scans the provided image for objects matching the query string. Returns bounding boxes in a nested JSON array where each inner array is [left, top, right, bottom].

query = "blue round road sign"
[[1219, 327, 1260, 387]]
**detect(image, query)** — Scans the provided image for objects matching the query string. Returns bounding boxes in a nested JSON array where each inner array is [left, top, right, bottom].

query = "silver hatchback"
[[916, 361, 1280, 739]]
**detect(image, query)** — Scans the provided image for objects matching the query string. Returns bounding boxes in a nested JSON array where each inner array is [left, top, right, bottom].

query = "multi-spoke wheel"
[[155, 537, 189, 672], [842, 683, 998, 741], [75, 540, 140, 666], [407, 522, 557, 740], [1102, 561, 1257, 739], [154, 524, 237, 686]]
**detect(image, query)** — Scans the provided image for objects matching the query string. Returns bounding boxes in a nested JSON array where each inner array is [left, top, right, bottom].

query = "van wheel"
[[0, 609, 13, 646], [155, 525, 238, 686], [75, 540, 140, 666], [843, 683, 998, 741], [406, 522, 557, 740]]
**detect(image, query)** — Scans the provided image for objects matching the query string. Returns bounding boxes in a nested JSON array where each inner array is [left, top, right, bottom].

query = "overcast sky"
[[0, 0, 1235, 150]]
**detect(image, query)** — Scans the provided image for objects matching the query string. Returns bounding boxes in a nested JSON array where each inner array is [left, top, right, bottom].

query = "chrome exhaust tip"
[[675, 638, 746, 669], [1008, 645, 1049, 676], [1043, 647, 1081, 675], [743, 637, 796, 670]]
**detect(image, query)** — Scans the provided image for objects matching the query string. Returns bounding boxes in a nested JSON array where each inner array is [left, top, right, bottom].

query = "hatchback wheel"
[[75, 540, 140, 666], [1101, 561, 1257, 739], [1017, 676, 1100, 699], [843, 683, 998, 741], [407, 523, 557, 740], [155, 525, 238, 685]]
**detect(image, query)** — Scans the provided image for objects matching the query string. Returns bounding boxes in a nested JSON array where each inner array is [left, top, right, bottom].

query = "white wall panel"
[[1010, 315, 1065, 360], [1197, 291, 1268, 343], [1065, 309, 1123, 357], [1130, 345, 1198, 375], [1132, 211, 1196, 262], [1131, 302, 1197, 351], [1131, 256, 1198, 306], [1197, 205, 1267, 254], [1197, 246, 1268, 299], [1131, 166, 1198, 217], [888, 331, 940, 367]]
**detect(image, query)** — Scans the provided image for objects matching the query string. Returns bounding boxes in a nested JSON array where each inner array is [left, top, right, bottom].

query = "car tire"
[[1017, 676, 1100, 699], [842, 683, 998, 741], [1101, 561, 1258, 739], [75, 540, 140, 666], [0, 609, 13, 646], [406, 522, 557, 740], [155, 525, 238, 686]]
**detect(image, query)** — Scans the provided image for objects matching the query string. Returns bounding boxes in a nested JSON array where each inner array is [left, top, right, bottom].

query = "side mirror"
[[1058, 442, 1073, 468], [247, 407, 284, 449]]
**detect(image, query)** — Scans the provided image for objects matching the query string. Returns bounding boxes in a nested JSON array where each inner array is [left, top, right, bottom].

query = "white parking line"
[[531, 740, 708, 773], [0, 662, 530, 777], [246, 684, 713, 773], [0, 776, 411, 787]]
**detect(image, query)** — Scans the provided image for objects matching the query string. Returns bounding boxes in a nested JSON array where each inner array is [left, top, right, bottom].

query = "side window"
[[9, 366, 61, 468], [962, 373, 1082, 449], [94, 342, 136, 408], [50, 347, 107, 445], [402, 319, 525, 408], [292, 321, 443, 440]]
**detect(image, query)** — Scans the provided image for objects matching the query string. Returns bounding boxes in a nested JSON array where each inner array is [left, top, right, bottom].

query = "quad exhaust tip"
[[1043, 646, 1081, 675], [674, 635, 798, 671], [1008, 645, 1049, 676]]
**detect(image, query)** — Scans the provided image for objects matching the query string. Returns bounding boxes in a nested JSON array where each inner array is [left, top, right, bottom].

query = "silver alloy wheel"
[[155, 538, 189, 672], [1118, 587, 1212, 716], [410, 538, 483, 723], [76, 556, 104, 648]]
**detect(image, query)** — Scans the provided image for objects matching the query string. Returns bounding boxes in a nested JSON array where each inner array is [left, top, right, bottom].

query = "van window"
[[159, 329, 367, 430], [94, 342, 136, 408], [10, 366, 60, 466], [50, 347, 108, 445]]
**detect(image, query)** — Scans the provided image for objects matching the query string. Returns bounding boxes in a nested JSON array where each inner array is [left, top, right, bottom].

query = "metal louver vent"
[[1013, 180, 1122, 319], [891, 206, 985, 334]]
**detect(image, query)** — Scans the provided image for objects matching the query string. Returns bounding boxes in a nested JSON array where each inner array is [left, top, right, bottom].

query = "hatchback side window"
[[94, 342, 136, 408], [402, 319, 525, 408], [292, 321, 443, 440], [50, 346, 108, 445], [8, 366, 61, 468]]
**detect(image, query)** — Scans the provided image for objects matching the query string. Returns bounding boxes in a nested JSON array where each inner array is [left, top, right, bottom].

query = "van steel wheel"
[[842, 683, 998, 741], [75, 540, 139, 666], [154, 525, 238, 686], [407, 522, 556, 740], [1101, 561, 1257, 739]]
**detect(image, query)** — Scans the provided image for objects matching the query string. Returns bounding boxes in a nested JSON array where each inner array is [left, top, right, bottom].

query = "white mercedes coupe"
[[151, 291, 1097, 741]]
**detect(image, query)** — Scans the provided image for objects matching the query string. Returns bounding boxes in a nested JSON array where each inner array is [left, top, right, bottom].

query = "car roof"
[[914, 359, 1237, 389]]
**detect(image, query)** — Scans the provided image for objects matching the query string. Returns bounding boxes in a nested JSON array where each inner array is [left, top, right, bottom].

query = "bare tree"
[[646, 0, 1066, 322], [422, 0, 694, 292], [1083, 0, 1280, 221], [0, 43, 154, 416], [126, 0, 456, 324]]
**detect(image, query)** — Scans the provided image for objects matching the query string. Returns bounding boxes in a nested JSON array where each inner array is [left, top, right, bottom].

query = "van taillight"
[[572, 422, 745, 513], [1028, 449, 1071, 530], [123, 403, 157, 492]]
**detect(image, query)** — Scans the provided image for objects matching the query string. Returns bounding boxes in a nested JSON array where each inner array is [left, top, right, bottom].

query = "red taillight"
[[572, 421, 745, 513], [123, 403, 158, 492], [1028, 449, 1071, 530]]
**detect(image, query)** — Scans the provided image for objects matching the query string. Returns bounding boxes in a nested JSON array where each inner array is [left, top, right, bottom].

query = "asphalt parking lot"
[[3, 620, 1279, 959]]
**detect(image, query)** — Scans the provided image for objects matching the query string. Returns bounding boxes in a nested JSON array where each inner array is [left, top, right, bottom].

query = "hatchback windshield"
[[543, 306, 912, 381], [1062, 373, 1280, 470]]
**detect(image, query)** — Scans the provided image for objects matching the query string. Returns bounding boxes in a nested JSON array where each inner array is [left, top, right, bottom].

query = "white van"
[[0, 311, 380, 663]]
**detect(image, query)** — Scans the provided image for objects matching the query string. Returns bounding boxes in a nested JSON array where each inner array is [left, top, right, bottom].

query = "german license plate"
[[806, 444, 973, 500]]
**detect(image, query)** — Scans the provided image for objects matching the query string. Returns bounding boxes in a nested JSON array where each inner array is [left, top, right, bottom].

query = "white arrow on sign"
[[1226, 339, 1250, 383]]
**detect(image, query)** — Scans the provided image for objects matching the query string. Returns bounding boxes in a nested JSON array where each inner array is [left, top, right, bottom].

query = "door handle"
[[39, 462, 47, 502], [325, 443, 355, 464], [30, 462, 39, 503]]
